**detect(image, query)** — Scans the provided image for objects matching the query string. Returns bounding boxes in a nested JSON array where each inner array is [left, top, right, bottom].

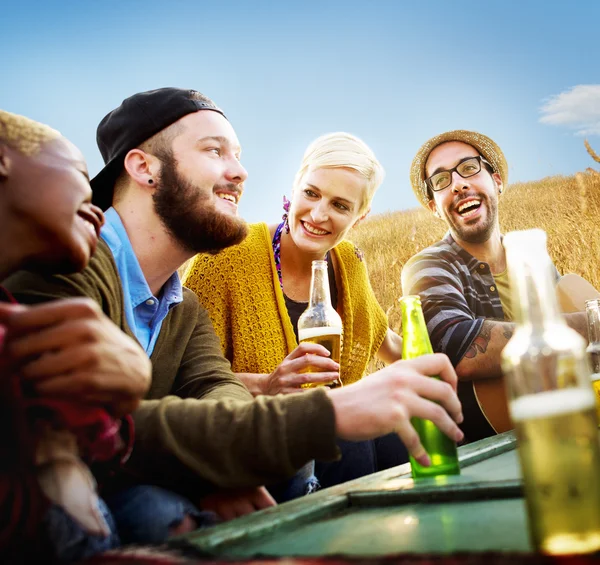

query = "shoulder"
[[169, 286, 217, 329], [187, 223, 269, 270], [183, 222, 270, 287], [401, 237, 463, 292], [4, 239, 122, 306], [74, 239, 124, 298], [88, 238, 121, 279], [232, 222, 270, 252], [181, 286, 202, 308], [335, 239, 366, 267], [243, 222, 270, 246], [403, 237, 461, 273]]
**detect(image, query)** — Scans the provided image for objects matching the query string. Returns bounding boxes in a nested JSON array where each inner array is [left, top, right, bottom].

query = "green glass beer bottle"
[[401, 295, 460, 479]]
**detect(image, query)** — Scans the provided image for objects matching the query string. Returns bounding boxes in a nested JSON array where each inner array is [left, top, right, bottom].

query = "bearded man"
[[401, 130, 589, 442], [5, 88, 260, 545], [5, 89, 464, 546]]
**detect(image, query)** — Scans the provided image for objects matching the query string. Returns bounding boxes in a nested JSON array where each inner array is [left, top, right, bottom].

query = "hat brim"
[[90, 152, 127, 211], [409, 130, 508, 209]]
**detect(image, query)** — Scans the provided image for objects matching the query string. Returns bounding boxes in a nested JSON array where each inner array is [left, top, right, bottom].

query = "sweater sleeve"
[[5, 255, 341, 492], [401, 251, 484, 367], [126, 293, 339, 490], [3, 267, 105, 305], [126, 389, 338, 492]]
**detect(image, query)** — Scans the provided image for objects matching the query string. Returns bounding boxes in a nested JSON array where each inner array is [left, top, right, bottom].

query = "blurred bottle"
[[400, 295, 460, 479], [501, 229, 600, 555], [298, 260, 343, 389], [586, 299, 600, 421]]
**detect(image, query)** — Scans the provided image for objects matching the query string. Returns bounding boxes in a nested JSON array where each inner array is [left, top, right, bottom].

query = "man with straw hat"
[[402, 130, 588, 441]]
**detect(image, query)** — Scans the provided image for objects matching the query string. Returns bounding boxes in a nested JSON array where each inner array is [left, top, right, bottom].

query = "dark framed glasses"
[[425, 156, 493, 192]]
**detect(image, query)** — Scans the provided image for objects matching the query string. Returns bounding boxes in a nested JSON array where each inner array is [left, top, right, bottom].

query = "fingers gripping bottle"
[[400, 295, 460, 479], [501, 229, 600, 555], [298, 260, 343, 388]]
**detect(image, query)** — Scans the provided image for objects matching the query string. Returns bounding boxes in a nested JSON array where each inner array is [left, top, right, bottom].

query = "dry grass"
[[349, 172, 600, 332], [585, 139, 600, 164]]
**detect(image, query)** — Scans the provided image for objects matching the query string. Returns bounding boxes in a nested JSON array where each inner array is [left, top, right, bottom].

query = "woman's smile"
[[300, 220, 331, 237]]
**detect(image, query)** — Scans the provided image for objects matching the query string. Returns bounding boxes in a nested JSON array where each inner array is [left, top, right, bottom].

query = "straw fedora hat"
[[409, 130, 508, 209]]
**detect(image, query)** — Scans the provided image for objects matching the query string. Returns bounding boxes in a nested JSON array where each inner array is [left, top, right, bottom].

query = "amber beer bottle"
[[501, 229, 600, 555], [298, 260, 343, 389], [400, 295, 460, 479]]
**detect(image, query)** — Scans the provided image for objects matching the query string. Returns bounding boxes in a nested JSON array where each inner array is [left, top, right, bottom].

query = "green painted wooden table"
[[180, 432, 532, 558]]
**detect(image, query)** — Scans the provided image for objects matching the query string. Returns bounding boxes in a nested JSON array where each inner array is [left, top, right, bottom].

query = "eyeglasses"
[[425, 156, 493, 192]]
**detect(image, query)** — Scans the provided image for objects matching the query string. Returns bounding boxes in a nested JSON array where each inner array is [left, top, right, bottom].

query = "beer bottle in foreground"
[[501, 229, 600, 555], [298, 260, 343, 389], [400, 295, 460, 479], [585, 299, 600, 421]]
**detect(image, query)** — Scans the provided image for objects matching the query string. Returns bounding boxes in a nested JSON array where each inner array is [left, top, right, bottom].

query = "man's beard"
[[445, 193, 498, 245], [152, 151, 248, 254]]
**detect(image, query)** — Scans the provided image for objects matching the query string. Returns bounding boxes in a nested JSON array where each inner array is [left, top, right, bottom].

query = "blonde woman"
[[184, 132, 409, 492]]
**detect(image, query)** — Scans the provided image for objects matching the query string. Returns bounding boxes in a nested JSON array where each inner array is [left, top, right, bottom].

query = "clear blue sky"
[[3, 0, 600, 222]]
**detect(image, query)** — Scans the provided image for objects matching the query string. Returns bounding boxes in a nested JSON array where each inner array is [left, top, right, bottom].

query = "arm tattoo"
[[503, 326, 513, 340], [464, 321, 493, 359]]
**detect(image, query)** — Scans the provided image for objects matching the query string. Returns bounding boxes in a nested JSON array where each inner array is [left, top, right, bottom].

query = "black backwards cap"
[[91, 87, 225, 210]]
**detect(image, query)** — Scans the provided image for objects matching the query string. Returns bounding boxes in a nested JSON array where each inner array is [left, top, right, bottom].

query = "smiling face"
[[170, 110, 247, 215], [425, 141, 503, 245], [288, 167, 367, 257], [152, 110, 248, 253], [2, 135, 104, 273]]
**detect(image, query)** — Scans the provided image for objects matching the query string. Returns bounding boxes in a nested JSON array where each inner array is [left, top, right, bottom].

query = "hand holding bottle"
[[329, 353, 463, 467], [261, 342, 340, 395]]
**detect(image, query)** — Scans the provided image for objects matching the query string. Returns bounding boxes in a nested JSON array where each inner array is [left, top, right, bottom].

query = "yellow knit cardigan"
[[183, 223, 388, 385]]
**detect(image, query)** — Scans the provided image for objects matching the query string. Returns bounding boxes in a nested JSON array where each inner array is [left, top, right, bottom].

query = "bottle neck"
[[308, 261, 332, 309], [401, 296, 433, 358], [509, 247, 562, 330], [586, 300, 600, 344]]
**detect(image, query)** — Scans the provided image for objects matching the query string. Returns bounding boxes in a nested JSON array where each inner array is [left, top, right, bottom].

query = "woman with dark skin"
[[0, 110, 151, 562]]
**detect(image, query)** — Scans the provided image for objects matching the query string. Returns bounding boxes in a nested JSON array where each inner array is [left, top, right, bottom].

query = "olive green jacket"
[[4, 240, 338, 496]]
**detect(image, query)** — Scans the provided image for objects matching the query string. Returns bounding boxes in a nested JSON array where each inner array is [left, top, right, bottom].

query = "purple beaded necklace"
[[272, 220, 287, 291], [272, 220, 329, 293]]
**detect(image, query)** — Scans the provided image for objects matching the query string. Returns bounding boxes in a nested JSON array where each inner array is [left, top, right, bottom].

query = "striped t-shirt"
[[401, 232, 559, 367]]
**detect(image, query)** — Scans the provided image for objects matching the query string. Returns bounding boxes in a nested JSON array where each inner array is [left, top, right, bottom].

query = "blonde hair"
[[0, 110, 61, 157], [292, 132, 385, 215]]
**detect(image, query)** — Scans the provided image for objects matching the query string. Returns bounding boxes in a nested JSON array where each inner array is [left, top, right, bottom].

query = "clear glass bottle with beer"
[[298, 260, 343, 389], [501, 229, 600, 555], [586, 299, 600, 421], [400, 295, 460, 479]]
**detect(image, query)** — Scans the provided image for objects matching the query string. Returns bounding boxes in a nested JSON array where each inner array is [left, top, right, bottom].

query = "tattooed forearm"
[[464, 321, 493, 359]]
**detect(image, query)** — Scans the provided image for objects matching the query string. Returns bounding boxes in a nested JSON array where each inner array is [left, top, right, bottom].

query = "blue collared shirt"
[[101, 207, 183, 355]]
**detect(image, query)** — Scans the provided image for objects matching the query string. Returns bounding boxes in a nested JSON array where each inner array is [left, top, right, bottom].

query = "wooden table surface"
[[180, 432, 532, 558]]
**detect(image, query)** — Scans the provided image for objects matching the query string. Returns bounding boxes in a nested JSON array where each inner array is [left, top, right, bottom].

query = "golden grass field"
[[349, 171, 600, 332]]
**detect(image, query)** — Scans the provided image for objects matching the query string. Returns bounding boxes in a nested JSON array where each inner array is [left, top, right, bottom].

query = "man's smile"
[[455, 197, 482, 218], [215, 190, 240, 204]]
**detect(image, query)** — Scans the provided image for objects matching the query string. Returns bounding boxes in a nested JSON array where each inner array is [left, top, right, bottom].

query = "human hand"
[[261, 342, 340, 395], [329, 353, 464, 467], [0, 298, 152, 417], [199, 486, 276, 521]]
